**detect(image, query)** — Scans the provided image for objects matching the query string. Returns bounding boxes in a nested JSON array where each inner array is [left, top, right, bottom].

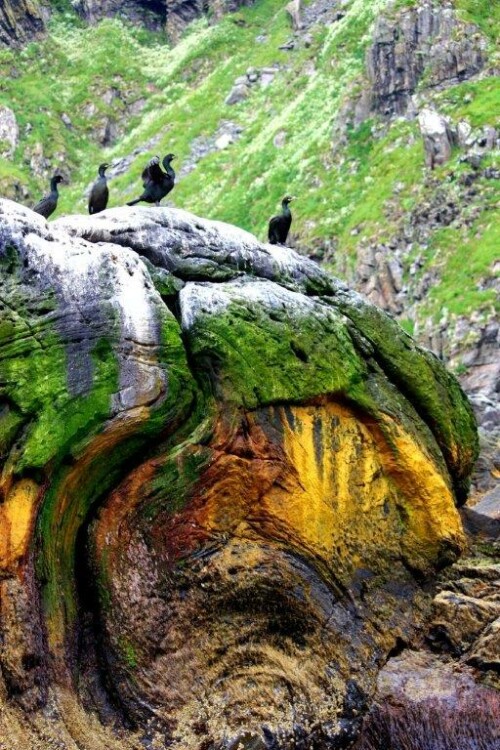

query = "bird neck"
[[98, 166, 107, 178], [50, 177, 60, 194], [162, 158, 175, 177], [281, 201, 291, 216]]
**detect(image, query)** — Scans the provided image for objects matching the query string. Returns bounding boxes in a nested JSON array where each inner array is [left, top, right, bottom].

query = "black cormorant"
[[32, 175, 64, 219], [268, 195, 295, 245], [88, 163, 110, 214], [127, 153, 176, 207]]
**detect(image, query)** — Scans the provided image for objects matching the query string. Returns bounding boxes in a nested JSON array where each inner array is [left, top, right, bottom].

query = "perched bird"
[[268, 195, 295, 245], [127, 153, 176, 207], [32, 175, 64, 219], [88, 163, 110, 215]]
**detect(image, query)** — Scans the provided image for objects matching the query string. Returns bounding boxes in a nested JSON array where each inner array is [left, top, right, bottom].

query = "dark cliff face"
[[75, 0, 256, 39], [0, 0, 257, 45], [73, 0, 167, 31], [0, 0, 46, 46], [366, 5, 486, 117]]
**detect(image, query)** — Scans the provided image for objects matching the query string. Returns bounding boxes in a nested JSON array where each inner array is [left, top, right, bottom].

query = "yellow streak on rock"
[[377, 413, 465, 556], [0, 479, 39, 571], [261, 403, 389, 568], [260, 403, 464, 573]]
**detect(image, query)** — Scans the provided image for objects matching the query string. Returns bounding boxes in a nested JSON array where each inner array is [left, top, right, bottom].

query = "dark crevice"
[[74, 511, 134, 728]]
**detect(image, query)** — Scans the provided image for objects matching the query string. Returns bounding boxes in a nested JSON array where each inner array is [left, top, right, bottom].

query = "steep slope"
[[0, 0, 498, 482]]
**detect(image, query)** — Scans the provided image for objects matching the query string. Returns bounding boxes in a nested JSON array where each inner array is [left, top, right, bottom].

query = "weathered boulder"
[[225, 82, 250, 105], [356, 650, 500, 750], [418, 108, 455, 169], [355, 543, 500, 748], [0, 199, 478, 749]]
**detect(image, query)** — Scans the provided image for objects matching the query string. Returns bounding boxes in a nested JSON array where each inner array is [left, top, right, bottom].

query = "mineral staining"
[[0, 200, 478, 749]]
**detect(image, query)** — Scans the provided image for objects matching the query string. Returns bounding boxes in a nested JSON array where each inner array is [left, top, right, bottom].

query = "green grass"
[[455, 0, 500, 41], [436, 77, 500, 128], [422, 216, 499, 319]]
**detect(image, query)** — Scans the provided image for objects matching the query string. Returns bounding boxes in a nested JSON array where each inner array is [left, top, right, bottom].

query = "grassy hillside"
[[0, 0, 498, 336]]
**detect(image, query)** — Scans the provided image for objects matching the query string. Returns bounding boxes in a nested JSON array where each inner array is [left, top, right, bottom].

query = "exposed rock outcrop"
[[73, 0, 167, 30], [0, 0, 46, 46], [74, 0, 257, 40], [418, 108, 456, 169], [0, 199, 478, 749], [166, 0, 256, 40], [366, 3, 487, 117], [355, 650, 500, 750]]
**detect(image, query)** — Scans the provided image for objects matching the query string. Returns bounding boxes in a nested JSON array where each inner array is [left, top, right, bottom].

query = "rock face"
[[73, 0, 167, 31], [0, 0, 257, 44], [74, 0, 256, 39], [366, 3, 486, 117], [166, 0, 255, 39], [0, 199, 478, 749], [0, 0, 46, 46]]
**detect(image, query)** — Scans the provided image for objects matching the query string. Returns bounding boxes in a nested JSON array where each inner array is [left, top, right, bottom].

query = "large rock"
[[166, 0, 256, 39], [418, 108, 455, 169], [356, 650, 500, 750], [0, 199, 478, 749]]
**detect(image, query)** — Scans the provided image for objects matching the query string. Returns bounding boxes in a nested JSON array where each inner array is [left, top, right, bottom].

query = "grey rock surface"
[[225, 83, 250, 105], [418, 108, 455, 169], [0, 106, 18, 158]]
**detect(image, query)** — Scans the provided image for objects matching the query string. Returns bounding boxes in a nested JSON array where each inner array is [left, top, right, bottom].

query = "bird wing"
[[89, 181, 109, 213], [142, 157, 163, 186], [268, 215, 281, 230], [33, 195, 55, 218]]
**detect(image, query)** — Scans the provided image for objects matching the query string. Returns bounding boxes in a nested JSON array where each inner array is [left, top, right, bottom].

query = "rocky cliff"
[[0, 198, 480, 749], [0, 0, 46, 45], [0, 0, 257, 41]]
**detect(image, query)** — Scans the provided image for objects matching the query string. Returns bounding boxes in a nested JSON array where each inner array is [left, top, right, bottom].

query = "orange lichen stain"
[[96, 401, 464, 606], [94, 458, 158, 555], [0, 479, 40, 571]]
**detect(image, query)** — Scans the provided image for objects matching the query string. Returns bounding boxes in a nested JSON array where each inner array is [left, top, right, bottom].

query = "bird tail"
[[127, 198, 142, 206]]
